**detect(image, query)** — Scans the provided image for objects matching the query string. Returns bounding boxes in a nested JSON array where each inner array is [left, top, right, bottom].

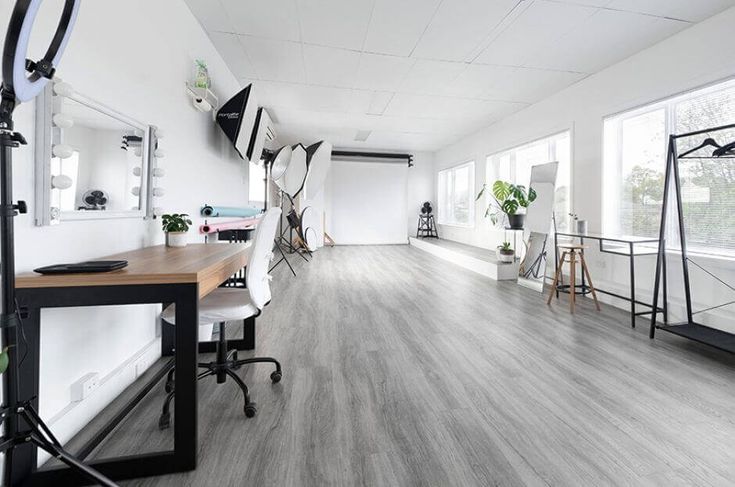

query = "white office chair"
[[158, 207, 282, 428]]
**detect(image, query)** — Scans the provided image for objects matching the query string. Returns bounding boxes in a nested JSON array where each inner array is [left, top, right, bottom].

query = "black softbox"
[[216, 84, 259, 161]]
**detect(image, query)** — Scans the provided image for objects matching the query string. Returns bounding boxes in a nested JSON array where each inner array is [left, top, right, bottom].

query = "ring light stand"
[[262, 149, 297, 277], [1, 1, 116, 486]]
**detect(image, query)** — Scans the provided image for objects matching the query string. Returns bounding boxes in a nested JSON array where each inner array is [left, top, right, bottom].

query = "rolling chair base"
[[159, 322, 282, 430]]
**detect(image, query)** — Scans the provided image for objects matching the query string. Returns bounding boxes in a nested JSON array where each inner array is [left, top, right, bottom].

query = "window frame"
[[602, 77, 735, 259], [485, 129, 573, 230], [437, 160, 476, 228]]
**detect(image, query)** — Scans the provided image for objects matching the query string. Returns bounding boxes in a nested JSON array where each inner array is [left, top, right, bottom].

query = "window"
[[248, 160, 266, 205], [437, 161, 475, 227], [487, 131, 572, 231], [603, 78, 735, 257]]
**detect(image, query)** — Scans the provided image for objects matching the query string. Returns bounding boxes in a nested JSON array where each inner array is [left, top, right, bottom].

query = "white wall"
[[406, 152, 435, 236], [433, 7, 735, 332], [0, 0, 248, 459]]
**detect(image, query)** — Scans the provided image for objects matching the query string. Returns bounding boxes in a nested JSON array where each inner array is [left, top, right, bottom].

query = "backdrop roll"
[[200, 217, 261, 234], [201, 205, 262, 218]]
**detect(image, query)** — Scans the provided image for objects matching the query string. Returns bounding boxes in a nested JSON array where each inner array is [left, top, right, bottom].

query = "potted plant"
[[161, 213, 192, 248], [477, 180, 537, 229], [496, 241, 515, 263]]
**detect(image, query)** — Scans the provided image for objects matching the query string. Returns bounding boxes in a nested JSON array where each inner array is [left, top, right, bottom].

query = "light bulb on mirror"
[[154, 149, 165, 158], [52, 144, 74, 159], [53, 81, 75, 97], [131, 186, 141, 196], [153, 167, 165, 177], [134, 147, 142, 157], [51, 175, 73, 190], [152, 187, 165, 197], [132, 166, 142, 177], [52, 113, 74, 129], [154, 129, 164, 139]]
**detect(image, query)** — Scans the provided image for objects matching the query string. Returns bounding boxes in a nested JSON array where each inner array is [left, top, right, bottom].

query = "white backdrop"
[[327, 161, 408, 245]]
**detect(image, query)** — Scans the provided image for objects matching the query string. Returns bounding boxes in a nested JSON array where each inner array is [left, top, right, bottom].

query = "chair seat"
[[161, 288, 259, 326]]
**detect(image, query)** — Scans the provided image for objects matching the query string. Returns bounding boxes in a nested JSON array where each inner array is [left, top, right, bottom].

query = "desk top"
[[556, 231, 659, 244], [16, 243, 251, 298]]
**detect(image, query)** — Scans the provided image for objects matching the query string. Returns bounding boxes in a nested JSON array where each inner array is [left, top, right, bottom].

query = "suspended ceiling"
[[184, 0, 735, 151]]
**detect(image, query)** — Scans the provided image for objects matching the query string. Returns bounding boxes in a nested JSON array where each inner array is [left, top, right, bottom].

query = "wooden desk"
[[12, 243, 251, 486]]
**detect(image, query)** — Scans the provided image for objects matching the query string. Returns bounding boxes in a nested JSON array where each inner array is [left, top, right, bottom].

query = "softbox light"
[[304, 140, 332, 200], [216, 84, 259, 162]]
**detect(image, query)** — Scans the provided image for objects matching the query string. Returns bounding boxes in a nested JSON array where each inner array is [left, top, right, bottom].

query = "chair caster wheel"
[[158, 412, 171, 430], [244, 403, 257, 418], [270, 371, 282, 383]]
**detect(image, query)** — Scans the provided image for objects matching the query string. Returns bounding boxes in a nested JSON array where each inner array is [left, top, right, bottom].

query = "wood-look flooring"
[[69, 245, 735, 486]]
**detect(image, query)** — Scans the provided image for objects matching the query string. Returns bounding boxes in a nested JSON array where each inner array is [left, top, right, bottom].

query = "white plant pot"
[[496, 249, 515, 263], [166, 232, 188, 248]]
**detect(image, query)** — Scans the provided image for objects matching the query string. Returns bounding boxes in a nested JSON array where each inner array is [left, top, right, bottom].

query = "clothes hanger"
[[678, 137, 720, 158], [712, 140, 735, 157]]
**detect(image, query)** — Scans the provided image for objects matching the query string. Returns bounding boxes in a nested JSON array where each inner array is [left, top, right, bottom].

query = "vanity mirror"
[[34, 81, 160, 225]]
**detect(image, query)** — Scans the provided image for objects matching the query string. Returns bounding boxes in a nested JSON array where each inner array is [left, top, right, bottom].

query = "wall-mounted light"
[[52, 144, 74, 159], [52, 81, 74, 97], [52, 113, 74, 129], [51, 174, 73, 190]]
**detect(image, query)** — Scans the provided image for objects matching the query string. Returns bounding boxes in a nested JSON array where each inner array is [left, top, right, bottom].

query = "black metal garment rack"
[[649, 123, 735, 353]]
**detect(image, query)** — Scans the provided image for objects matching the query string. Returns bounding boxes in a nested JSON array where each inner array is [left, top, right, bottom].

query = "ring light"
[[2, 0, 80, 102]]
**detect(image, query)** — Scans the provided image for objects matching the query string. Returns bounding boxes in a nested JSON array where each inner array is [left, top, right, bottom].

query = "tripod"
[[0, 90, 117, 487]]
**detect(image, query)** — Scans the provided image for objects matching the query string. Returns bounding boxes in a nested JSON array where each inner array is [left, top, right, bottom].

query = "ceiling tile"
[[486, 67, 587, 104], [474, 0, 597, 67], [399, 60, 467, 96], [354, 53, 416, 91], [208, 32, 257, 79], [258, 81, 372, 114], [303, 45, 361, 88], [219, 0, 301, 40], [297, 0, 376, 50], [367, 92, 394, 115], [240, 37, 306, 83], [183, 0, 234, 32], [412, 0, 521, 62], [524, 9, 687, 72], [445, 64, 516, 100], [606, 0, 735, 22], [363, 0, 442, 56]]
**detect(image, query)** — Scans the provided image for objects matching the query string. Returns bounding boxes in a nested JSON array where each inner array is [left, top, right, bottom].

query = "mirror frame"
[[34, 83, 155, 225]]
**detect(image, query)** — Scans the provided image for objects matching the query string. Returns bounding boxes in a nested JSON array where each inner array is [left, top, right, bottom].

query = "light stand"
[[0, 1, 116, 485], [262, 150, 296, 276]]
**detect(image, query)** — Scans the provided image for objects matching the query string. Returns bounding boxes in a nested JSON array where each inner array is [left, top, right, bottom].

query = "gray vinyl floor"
[[74, 245, 735, 486]]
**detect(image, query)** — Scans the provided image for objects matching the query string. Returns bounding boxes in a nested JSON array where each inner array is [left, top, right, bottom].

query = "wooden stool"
[[547, 244, 600, 313]]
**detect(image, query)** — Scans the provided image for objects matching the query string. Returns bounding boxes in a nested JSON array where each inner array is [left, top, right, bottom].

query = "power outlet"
[[71, 372, 99, 402], [134, 357, 152, 378]]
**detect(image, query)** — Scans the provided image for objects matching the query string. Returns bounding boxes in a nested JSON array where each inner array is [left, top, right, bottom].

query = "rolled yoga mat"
[[200, 205, 263, 218], [200, 216, 261, 234]]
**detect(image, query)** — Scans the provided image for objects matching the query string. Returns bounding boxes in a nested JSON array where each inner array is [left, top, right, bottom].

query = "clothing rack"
[[649, 122, 735, 354]]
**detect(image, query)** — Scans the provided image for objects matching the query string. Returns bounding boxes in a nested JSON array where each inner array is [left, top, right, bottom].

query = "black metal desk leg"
[[629, 242, 636, 328], [173, 284, 199, 471]]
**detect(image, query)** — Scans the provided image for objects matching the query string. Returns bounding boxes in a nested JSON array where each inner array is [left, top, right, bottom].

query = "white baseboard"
[[38, 338, 161, 466]]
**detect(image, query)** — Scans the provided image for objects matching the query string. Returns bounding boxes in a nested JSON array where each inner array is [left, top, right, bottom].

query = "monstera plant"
[[476, 180, 537, 229]]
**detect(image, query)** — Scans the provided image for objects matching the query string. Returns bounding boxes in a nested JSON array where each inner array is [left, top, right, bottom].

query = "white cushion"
[[161, 288, 259, 326]]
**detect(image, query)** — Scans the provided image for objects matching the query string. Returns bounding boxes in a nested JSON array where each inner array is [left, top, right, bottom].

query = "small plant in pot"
[[161, 213, 192, 248], [476, 180, 537, 230], [496, 241, 515, 263]]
